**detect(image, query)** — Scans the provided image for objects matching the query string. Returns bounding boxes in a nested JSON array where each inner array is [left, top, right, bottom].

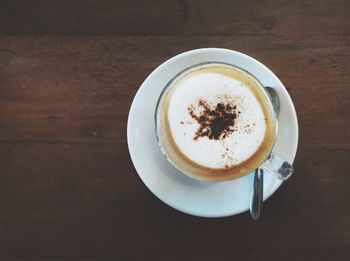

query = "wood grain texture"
[[0, 0, 350, 260], [1, 36, 349, 148], [0, 0, 349, 36], [0, 144, 349, 261]]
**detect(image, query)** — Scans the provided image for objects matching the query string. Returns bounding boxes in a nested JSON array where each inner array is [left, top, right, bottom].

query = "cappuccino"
[[156, 63, 276, 181]]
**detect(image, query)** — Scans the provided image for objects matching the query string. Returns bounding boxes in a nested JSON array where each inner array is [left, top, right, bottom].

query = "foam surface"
[[168, 69, 266, 169]]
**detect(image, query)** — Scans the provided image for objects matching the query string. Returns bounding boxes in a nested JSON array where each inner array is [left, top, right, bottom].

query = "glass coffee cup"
[[155, 62, 293, 182]]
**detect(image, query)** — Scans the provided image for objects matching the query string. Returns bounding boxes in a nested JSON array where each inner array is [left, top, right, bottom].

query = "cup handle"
[[261, 153, 293, 181]]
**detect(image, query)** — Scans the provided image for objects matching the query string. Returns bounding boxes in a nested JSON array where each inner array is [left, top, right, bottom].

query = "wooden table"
[[1, 1, 349, 260]]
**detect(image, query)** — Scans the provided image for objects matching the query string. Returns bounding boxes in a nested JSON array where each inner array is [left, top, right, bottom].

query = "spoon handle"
[[250, 168, 264, 220]]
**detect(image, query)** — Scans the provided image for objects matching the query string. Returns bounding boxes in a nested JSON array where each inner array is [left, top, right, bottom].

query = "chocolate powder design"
[[188, 99, 239, 140]]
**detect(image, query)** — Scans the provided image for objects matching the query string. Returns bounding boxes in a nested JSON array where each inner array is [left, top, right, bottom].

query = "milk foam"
[[167, 69, 266, 169]]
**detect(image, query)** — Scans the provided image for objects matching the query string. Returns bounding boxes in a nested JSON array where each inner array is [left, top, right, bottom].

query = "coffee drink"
[[156, 63, 276, 181]]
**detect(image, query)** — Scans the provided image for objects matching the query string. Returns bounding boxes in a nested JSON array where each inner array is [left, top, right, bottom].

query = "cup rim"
[[154, 61, 278, 182]]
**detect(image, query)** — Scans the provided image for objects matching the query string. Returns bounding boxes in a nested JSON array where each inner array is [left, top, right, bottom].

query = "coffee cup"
[[155, 62, 292, 182]]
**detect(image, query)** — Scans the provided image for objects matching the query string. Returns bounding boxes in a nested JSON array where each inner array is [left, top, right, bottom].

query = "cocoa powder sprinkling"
[[188, 99, 239, 140]]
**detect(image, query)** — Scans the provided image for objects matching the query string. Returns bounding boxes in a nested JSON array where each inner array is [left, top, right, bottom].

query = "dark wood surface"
[[1, 1, 349, 260]]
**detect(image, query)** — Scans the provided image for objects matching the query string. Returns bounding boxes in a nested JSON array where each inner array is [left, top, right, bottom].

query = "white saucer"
[[127, 48, 298, 217]]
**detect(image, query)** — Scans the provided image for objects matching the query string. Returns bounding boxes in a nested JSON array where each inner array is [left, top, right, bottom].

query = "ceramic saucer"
[[127, 48, 298, 217]]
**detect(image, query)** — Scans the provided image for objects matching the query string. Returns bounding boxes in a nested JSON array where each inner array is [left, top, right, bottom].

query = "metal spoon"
[[250, 87, 280, 220], [266, 87, 280, 117]]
